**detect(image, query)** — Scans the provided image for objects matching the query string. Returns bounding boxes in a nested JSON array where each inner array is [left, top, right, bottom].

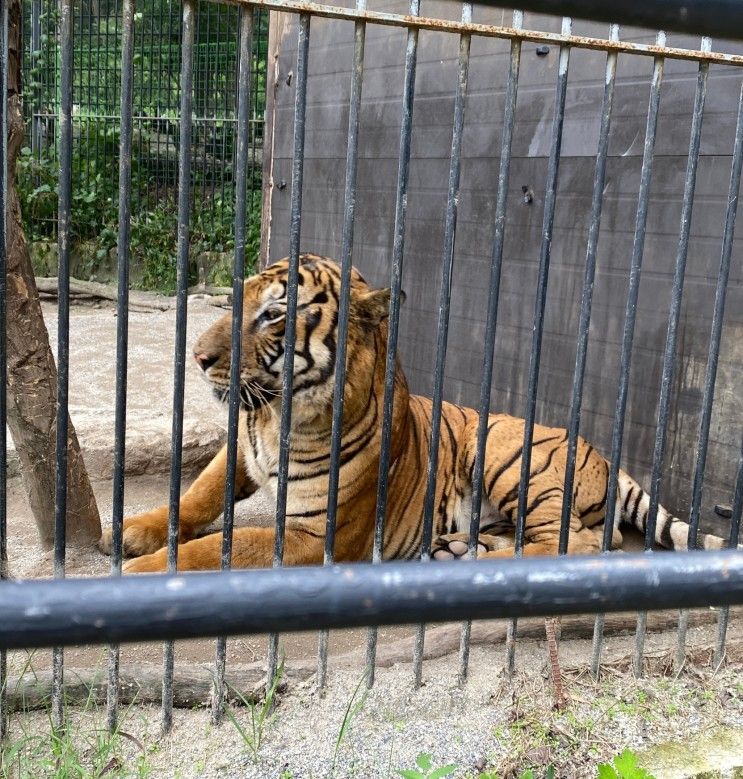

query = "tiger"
[[99, 254, 734, 573]]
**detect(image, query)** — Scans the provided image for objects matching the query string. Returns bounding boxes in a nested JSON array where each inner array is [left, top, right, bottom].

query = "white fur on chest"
[[237, 408, 332, 516]]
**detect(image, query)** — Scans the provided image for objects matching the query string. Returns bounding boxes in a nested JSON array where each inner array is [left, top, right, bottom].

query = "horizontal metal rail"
[[228, 0, 743, 66], [472, 0, 743, 43], [1, 551, 741, 650], [30, 113, 262, 123]]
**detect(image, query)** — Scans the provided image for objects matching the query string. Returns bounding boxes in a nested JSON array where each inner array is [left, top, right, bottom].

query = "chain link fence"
[[20, 0, 267, 291]]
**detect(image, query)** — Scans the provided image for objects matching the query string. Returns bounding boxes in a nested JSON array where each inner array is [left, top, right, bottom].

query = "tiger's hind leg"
[[457, 416, 605, 557], [431, 531, 515, 560]]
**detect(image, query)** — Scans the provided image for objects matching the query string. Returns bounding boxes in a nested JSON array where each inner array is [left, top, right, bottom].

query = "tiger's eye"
[[261, 307, 284, 323]]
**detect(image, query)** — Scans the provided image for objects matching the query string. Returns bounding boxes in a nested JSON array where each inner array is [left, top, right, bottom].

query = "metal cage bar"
[[366, 0, 421, 688], [212, 4, 253, 725], [558, 24, 618, 554], [2, 0, 743, 732], [675, 82, 743, 670], [266, 11, 311, 686], [456, 9, 523, 687], [317, 0, 367, 694], [51, 0, 74, 730], [232, 0, 743, 67], [589, 32, 666, 679], [714, 437, 743, 666], [162, 0, 196, 733], [106, 0, 136, 734], [633, 37, 710, 678], [413, 0, 472, 690], [506, 15, 572, 677], [1, 552, 742, 650]]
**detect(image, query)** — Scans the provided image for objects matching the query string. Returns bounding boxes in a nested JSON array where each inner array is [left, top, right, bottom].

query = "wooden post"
[[5, 0, 101, 550]]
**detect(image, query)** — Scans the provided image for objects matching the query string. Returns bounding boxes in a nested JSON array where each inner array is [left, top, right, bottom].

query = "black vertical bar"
[[266, 12, 311, 686], [106, 0, 135, 734], [505, 16, 572, 678], [202, 7, 211, 207], [153, 0, 162, 205], [412, 0, 472, 690], [161, 0, 195, 734], [216, 4, 227, 211], [30, 0, 42, 158], [112, 0, 120, 112], [558, 25, 618, 553], [456, 8, 523, 688], [317, 0, 366, 694], [52, 0, 74, 731], [212, 4, 252, 725], [590, 32, 666, 680], [365, 0, 420, 688], [674, 82, 743, 670], [633, 38, 710, 678], [713, 434, 743, 667], [0, 0, 8, 743]]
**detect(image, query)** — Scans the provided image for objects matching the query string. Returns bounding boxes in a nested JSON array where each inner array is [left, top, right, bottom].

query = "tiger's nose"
[[194, 352, 218, 372]]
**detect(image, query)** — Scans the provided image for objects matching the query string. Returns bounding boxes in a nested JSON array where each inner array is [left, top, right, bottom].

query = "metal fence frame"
[[1, 0, 743, 739]]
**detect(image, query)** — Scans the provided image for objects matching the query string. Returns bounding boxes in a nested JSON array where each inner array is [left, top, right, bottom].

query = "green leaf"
[[396, 771, 424, 779], [597, 765, 619, 779], [615, 750, 643, 776], [429, 765, 458, 779], [416, 754, 433, 772], [609, 749, 656, 778], [30, 184, 52, 197]]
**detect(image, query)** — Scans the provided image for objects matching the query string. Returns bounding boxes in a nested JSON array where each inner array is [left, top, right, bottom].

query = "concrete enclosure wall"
[[263, 4, 743, 532]]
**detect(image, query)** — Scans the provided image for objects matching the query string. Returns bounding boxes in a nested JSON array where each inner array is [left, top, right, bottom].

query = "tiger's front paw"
[[99, 510, 169, 558], [432, 532, 512, 560], [123, 548, 168, 573]]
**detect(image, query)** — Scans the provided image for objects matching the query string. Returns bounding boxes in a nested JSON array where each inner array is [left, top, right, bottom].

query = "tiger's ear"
[[350, 288, 406, 329]]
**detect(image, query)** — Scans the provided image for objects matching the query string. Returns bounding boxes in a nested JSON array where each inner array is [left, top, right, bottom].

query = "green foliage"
[[17, 138, 261, 293], [516, 768, 555, 779], [332, 671, 369, 773], [19, 1, 267, 292], [224, 659, 284, 765], [396, 753, 458, 779], [0, 722, 150, 779], [16, 121, 128, 243], [597, 750, 655, 779], [0, 655, 150, 779]]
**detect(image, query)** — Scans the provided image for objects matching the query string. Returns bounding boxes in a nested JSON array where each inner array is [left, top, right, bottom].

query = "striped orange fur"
[[99, 255, 733, 572]]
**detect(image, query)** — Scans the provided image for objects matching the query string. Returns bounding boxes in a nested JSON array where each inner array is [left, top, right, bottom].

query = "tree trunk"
[[6, 1, 101, 550]]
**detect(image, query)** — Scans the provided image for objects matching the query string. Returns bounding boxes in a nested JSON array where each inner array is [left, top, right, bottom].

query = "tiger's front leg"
[[100, 443, 258, 558], [123, 523, 326, 572]]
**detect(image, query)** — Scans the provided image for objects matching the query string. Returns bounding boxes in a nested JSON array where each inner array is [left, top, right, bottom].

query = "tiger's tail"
[[615, 469, 732, 551]]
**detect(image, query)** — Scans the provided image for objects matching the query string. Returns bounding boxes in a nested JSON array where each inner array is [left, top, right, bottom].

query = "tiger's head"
[[193, 254, 397, 416]]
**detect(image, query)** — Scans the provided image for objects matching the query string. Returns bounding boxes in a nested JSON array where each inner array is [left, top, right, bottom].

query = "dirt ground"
[[3, 299, 743, 778], [5, 624, 743, 778]]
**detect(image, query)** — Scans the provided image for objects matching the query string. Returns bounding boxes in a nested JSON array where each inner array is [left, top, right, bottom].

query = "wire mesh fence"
[[19, 0, 267, 290]]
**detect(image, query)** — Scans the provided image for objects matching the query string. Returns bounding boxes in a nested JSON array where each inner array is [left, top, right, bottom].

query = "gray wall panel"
[[266, 6, 743, 532]]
